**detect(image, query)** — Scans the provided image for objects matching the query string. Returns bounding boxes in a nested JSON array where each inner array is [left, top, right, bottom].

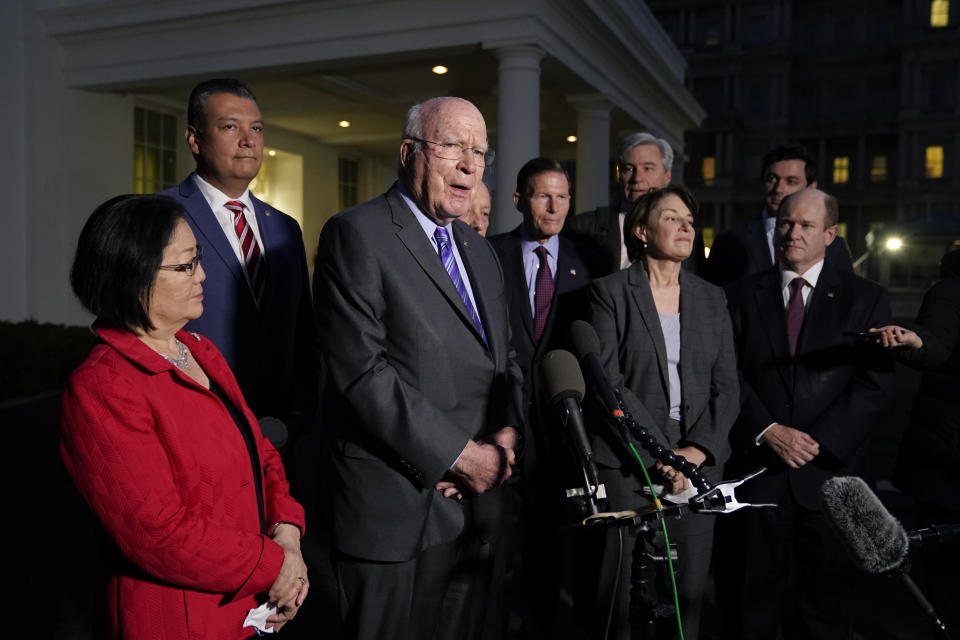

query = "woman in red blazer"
[[60, 194, 308, 639]]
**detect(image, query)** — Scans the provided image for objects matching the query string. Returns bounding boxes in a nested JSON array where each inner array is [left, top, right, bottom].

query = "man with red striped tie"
[[160, 78, 318, 451]]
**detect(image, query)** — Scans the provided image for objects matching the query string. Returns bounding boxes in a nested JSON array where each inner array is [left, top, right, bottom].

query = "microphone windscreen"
[[540, 350, 586, 406], [569, 320, 602, 360], [820, 476, 909, 574], [259, 416, 289, 449]]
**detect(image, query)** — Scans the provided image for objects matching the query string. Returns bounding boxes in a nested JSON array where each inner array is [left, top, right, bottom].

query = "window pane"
[[931, 0, 949, 27], [146, 110, 161, 147], [870, 155, 888, 182], [833, 157, 850, 184], [134, 108, 145, 144], [926, 146, 944, 178]]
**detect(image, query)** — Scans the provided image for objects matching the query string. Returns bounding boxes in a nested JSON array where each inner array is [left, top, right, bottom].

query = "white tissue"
[[243, 602, 277, 635]]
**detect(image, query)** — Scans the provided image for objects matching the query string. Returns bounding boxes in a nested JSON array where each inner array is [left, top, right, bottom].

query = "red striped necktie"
[[224, 200, 266, 301]]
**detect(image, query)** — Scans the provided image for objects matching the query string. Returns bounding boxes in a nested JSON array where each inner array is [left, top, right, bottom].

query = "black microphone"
[[820, 476, 951, 638], [259, 416, 289, 449], [568, 320, 622, 419], [541, 350, 600, 510]]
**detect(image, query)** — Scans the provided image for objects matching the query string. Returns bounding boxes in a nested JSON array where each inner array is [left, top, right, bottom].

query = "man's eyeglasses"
[[410, 138, 495, 166], [159, 245, 203, 276]]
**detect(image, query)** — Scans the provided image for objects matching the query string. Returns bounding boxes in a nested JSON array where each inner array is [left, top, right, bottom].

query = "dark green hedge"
[[0, 321, 96, 402]]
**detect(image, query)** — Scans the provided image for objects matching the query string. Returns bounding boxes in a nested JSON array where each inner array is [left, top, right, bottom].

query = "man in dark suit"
[[706, 145, 853, 286], [312, 96, 523, 640], [563, 132, 673, 275], [160, 78, 317, 443], [721, 187, 894, 639], [487, 157, 603, 638]]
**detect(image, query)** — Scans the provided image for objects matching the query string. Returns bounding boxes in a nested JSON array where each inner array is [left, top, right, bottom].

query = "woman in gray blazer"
[[584, 185, 739, 640]]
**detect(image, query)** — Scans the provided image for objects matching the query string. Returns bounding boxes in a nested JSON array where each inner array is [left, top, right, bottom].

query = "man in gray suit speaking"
[[312, 97, 523, 640]]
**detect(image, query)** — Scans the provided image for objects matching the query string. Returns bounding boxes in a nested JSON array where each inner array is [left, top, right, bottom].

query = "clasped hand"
[[435, 426, 517, 500], [266, 523, 309, 631], [762, 423, 820, 469]]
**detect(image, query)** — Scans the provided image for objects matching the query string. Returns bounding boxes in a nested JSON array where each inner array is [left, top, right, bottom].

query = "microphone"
[[259, 416, 289, 449], [820, 476, 908, 573], [568, 320, 622, 419], [820, 476, 951, 638], [541, 349, 600, 511]]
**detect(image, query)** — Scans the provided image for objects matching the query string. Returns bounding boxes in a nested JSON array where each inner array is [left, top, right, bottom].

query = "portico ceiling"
[[41, 0, 704, 160]]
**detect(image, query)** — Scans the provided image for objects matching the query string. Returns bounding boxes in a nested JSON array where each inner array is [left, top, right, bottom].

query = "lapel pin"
[[265, 210, 272, 217], [463, 241, 469, 247], [569, 269, 577, 276], [827, 292, 835, 298]]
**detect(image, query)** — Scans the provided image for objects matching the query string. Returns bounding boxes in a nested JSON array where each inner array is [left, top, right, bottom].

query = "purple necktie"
[[533, 246, 554, 340], [434, 226, 486, 343], [786, 277, 807, 356]]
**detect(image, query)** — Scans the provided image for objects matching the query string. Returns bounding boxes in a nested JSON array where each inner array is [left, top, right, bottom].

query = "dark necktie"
[[434, 226, 486, 343], [786, 277, 807, 356], [533, 245, 554, 340], [225, 200, 266, 301]]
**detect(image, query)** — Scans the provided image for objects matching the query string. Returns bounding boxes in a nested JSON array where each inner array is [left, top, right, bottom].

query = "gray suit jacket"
[[312, 185, 523, 561], [586, 263, 739, 478]]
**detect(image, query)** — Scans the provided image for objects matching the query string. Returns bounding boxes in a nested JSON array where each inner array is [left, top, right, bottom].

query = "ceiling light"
[[267, 149, 277, 157], [885, 236, 903, 251], [432, 65, 449, 75], [338, 120, 351, 128], [566, 135, 578, 143]]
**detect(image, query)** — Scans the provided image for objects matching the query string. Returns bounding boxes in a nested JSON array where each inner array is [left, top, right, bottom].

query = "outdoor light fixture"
[[432, 65, 448, 75], [885, 236, 903, 251], [339, 120, 351, 128], [566, 135, 578, 142]]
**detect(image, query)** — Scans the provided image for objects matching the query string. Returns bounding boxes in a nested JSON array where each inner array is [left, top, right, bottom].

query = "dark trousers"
[[587, 466, 716, 640], [335, 533, 494, 640], [715, 488, 858, 640]]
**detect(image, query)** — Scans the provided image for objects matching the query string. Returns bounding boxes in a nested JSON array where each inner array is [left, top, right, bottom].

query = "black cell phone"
[[842, 330, 883, 340]]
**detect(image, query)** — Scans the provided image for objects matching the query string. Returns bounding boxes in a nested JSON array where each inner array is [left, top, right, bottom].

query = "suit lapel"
[[507, 231, 537, 345], [627, 264, 670, 397], [454, 222, 495, 354], [798, 265, 842, 356], [389, 191, 488, 349], [250, 194, 277, 306], [753, 268, 794, 389], [751, 218, 775, 270], [178, 176, 249, 293]]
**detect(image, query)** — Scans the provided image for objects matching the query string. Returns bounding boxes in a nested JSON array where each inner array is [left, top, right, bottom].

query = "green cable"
[[627, 441, 685, 640]]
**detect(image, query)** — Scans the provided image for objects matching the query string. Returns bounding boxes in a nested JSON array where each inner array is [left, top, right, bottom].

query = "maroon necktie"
[[225, 200, 265, 301], [533, 246, 554, 340], [786, 277, 807, 356]]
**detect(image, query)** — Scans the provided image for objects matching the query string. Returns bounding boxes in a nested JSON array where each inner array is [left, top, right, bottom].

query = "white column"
[[490, 45, 544, 235], [568, 94, 612, 213]]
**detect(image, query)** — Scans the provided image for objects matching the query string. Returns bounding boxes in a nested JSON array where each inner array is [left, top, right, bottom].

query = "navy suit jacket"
[[707, 216, 854, 286], [313, 185, 523, 561], [160, 175, 318, 429], [725, 264, 894, 509]]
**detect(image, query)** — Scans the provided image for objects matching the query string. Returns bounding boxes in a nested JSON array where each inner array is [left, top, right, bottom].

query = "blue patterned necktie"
[[434, 226, 486, 344]]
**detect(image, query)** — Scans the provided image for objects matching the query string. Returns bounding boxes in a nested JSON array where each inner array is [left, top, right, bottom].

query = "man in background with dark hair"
[[487, 158, 603, 637], [160, 78, 318, 448], [564, 132, 673, 275], [705, 144, 853, 286], [720, 187, 892, 639]]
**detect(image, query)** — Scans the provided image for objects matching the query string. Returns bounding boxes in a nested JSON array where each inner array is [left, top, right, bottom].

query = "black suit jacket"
[[893, 277, 960, 510], [563, 205, 622, 276], [707, 217, 854, 287], [312, 185, 524, 561], [725, 264, 894, 509], [487, 228, 604, 465]]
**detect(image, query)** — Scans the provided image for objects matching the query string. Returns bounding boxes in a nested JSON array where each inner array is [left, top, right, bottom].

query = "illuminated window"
[[833, 157, 850, 184], [133, 107, 178, 194], [931, 0, 949, 27], [702, 157, 716, 186], [926, 146, 944, 178], [870, 155, 888, 182]]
